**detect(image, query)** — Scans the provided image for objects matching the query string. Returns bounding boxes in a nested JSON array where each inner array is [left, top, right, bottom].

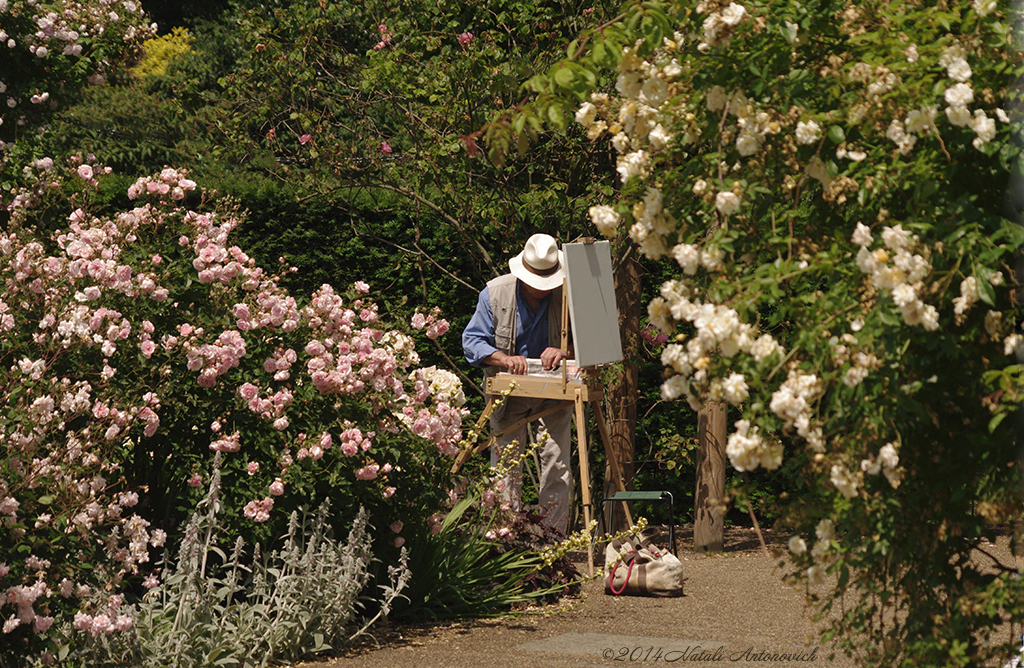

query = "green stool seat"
[[602, 490, 675, 555]]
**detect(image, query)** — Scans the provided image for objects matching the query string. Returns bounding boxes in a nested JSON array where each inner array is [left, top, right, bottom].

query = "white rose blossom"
[[706, 85, 727, 112], [946, 104, 972, 127], [946, 57, 972, 83], [672, 243, 700, 275], [944, 82, 974, 107], [796, 120, 822, 145], [588, 205, 621, 238], [574, 102, 597, 128], [974, 0, 997, 16], [715, 190, 741, 216]]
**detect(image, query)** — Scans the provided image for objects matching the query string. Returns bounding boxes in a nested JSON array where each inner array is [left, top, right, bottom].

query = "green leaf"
[[553, 66, 575, 89], [828, 126, 845, 143]]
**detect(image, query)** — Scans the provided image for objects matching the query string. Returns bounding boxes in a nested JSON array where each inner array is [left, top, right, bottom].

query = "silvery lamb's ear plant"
[[61, 459, 408, 667]]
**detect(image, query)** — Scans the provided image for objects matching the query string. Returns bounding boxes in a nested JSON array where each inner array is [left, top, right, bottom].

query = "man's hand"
[[540, 347, 566, 371], [502, 354, 528, 374]]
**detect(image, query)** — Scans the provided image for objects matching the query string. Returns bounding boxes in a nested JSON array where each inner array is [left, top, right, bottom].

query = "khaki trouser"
[[490, 395, 573, 536]]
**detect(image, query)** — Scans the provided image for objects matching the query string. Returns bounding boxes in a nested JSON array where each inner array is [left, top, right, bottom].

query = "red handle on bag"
[[608, 550, 637, 595]]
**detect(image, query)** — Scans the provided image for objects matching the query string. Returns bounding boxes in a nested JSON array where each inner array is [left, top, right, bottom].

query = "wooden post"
[[694, 401, 727, 552]]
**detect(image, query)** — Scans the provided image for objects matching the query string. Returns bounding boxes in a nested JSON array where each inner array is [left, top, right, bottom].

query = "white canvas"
[[564, 240, 623, 367]]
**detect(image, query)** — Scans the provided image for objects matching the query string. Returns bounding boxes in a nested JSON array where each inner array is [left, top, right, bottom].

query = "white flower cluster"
[[671, 242, 725, 276], [628, 187, 677, 258], [795, 120, 822, 145], [885, 107, 937, 156], [787, 519, 838, 586], [574, 46, 684, 191], [707, 86, 780, 159], [830, 333, 878, 388], [769, 370, 825, 452], [859, 441, 903, 489], [849, 62, 900, 101], [653, 280, 780, 412], [852, 222, 938, 331], [726, 418, 782, 471], [938, 44, 1000, 150], [953, 276, 978, 318], [696, 0, 747, 52], [422, 366, 466, 407], [588, 205, 621, 239]]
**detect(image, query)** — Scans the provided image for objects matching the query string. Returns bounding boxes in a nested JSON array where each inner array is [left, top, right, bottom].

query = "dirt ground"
[[292, 526, 1019, 668], [293, 525, 847, 668]]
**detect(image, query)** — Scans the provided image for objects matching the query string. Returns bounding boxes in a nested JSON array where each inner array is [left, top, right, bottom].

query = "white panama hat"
[[509, 233, 565, 291]]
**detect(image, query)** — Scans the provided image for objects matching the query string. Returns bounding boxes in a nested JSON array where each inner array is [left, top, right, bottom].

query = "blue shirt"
[[462, 280, 552, 367]]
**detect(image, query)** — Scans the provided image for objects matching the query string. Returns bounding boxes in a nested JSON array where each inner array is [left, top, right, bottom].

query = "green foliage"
[[132, 28, 195, 80], [394, 497, 571, 620]]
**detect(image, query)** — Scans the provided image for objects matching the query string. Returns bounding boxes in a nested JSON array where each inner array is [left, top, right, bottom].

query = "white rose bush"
[[0, 160, 468, 663], [494, 0, 1024, 665]]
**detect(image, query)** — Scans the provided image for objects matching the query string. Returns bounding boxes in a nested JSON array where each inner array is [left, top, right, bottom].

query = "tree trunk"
[[694, 401, 727, 552], [603, 252, 641, 532]]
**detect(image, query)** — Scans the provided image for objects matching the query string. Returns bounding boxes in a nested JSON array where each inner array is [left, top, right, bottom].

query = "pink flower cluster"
[[209, 431, 241, 453], [1, 580, 54, 635], [1, 162, 474, 648], [185, 330, 247, 388], [189, 212, 262, 288], [406, 404, 465, 457], [127, 168, 197, 202], [410, 307, 450, 339], [264, 347, 298, 381], [338, 424, 373, 456], [373, 23, 393, 50], [243, 497, 274, 523], [72, 595, 133, 637]]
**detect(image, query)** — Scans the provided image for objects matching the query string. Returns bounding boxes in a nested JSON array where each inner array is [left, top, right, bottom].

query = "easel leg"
[[574, 388, 594, 576], [593, 401, 633, 527]]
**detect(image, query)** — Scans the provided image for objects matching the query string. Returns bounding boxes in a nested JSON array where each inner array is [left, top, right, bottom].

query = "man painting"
[[462, 234, 574, 535]]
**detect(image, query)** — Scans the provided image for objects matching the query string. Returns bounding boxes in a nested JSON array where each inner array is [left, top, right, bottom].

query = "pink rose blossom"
[[269, 478, 284, 496], [381, 142, 392, 154], [299, 134, 312, 145], [188, 474, 203, 488], [247, 461, 259, 475], [355, 464, 379, 480], [457, 32, 474, 47], [393, 537, 405, 548]]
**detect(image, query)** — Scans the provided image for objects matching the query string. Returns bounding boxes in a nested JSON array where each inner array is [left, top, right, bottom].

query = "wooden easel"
[[450, 272, 631, 575]]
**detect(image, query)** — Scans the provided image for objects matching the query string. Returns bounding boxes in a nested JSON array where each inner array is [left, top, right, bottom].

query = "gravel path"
[[298, 525, 871, 668]]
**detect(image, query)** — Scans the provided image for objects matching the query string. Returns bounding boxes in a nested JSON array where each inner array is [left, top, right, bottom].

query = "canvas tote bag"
[[604, 536, 685, 597]]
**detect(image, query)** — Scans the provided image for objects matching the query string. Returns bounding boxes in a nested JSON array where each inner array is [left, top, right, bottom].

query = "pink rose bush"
[[0, 161, 468, 662]]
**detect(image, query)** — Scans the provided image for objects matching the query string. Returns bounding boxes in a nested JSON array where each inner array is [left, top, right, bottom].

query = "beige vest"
[[483, 274, 564, 390]]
